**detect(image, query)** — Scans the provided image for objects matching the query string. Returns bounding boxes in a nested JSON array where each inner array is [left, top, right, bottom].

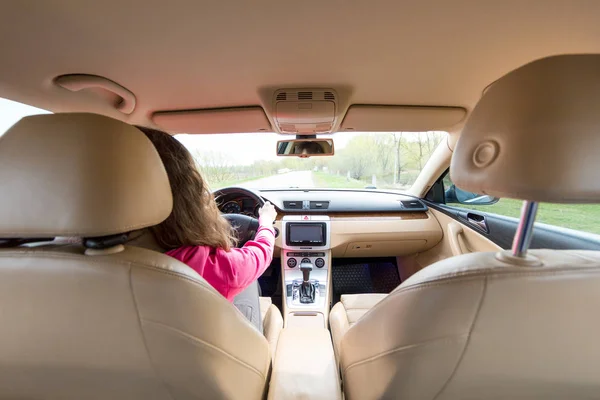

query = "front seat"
[[331, 55, 600, 399], [0, 113, 273, 399], [329, 293, 386, 363]]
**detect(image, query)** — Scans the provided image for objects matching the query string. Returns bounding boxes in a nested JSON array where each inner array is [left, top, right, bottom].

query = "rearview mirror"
[[445, 184, 499, 206], [276, 139, 334, 158]]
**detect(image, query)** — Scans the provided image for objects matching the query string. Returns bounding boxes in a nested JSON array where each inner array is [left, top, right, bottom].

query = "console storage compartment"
[[286, 312, 325, 328], [268, 327, 342, 400]]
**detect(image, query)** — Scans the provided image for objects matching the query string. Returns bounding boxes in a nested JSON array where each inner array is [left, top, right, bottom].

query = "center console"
[[267, 327, 342, 400], [280, 215, 332, 327], [269, 215, 342, 399]]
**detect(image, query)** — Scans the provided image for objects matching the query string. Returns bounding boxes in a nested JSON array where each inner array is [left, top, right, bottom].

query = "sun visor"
[[340, 105, 466, 132], [152, 107, 272, 134]]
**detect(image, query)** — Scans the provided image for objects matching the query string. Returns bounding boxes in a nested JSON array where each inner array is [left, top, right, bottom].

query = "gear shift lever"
[[300, 262, 312, 282], [299, 262, 316, 303]]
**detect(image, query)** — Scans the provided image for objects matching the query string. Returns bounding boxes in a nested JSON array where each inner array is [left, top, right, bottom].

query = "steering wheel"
[[214, 187, 265, 247]]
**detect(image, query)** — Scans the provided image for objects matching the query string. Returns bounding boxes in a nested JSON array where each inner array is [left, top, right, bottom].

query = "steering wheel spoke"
[[222, 214, 259, 247]]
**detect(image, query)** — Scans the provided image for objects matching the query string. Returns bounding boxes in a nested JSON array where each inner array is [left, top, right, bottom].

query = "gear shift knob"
[[300, 262, 313, 282]]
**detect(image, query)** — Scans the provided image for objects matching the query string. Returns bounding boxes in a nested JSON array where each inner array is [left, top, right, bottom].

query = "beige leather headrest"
[[0, 113, 173, 238], [451, 55, 600, 203]]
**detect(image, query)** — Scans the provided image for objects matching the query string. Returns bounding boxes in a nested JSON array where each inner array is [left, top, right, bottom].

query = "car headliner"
[[1, 0, 600, 132]]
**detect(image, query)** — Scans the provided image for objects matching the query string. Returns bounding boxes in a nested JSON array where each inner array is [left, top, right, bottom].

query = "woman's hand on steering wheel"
[[258, 202, 277, 227]]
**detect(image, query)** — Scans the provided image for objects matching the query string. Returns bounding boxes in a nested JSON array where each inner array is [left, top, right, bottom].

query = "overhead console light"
[[273, 89, 338, 134], [54, 74, 136, 115]]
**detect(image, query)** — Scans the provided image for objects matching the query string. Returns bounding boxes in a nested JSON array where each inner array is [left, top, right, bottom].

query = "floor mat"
[[331, 258, 400, 305]]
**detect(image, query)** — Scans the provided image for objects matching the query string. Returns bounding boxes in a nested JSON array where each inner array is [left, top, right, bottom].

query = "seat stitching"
[[0, 249, 267, 352], [349, 267, 600, 345], [432, 275, 488, 400], [142, 318, 266, 380], [129, 267, 176, 400], [568, 252, 600, 263], [343, 334, 468, 374], [3, 217, 168, 236], [363, 266, 600, 321], [0, 249, 221, 297], [348, 279, 484, 330], [402, 264, 600, 287]]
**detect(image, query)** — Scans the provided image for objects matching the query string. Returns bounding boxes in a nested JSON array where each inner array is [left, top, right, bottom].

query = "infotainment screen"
[[286, 223, 326, 246]]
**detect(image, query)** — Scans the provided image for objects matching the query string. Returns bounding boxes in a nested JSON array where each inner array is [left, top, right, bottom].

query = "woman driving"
[[138, 126, 277, 331]]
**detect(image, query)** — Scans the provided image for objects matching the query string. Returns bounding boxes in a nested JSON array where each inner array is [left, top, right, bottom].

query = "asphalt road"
[[243, 170, 315, 189]]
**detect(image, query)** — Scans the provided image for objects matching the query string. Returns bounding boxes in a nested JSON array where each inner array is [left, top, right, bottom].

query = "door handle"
[[467, 212, 488, 232], [448, 222, 465, 256]]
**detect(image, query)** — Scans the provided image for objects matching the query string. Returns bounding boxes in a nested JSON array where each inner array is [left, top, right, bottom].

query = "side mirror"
[[276, 139, 334, 158], [445, 184, 499, 206]]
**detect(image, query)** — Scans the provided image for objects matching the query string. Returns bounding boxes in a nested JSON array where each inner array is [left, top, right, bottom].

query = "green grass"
[[313, 171, 418, 191], [312, 171, 369, 189], [453, 198, 600, 235]]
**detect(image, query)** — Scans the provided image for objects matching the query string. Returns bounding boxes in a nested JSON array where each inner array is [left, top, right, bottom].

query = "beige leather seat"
[[0, 113, 279, 399], [330, 55, 600, 399], [329, 294, 386, 362], [128, 230, 283, 361], [259, 297, 284, 361]]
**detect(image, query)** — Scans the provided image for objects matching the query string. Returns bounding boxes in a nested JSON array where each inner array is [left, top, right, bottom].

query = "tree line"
[[191, 132, 445, 188], [325, 132, 444, 186]]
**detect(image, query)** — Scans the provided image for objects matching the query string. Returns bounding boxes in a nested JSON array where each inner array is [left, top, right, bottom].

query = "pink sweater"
[[166, 225, 275, 301]]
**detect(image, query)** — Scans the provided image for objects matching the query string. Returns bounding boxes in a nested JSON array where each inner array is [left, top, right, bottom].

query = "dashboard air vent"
[[283, 201, 303, 210], [309, 201, 330, 210], [401, 200, 424, 209], [276, 92, 287, 101], [324, 91, 335, 100], [297, 91, 313, 100]]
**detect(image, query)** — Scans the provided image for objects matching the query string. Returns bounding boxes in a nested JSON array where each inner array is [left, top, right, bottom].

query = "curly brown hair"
[[137, 126, 236, 251]]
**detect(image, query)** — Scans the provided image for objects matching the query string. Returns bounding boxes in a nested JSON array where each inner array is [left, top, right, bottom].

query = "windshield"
[[0, 97, 445, 192], [177, 131, 446, 191]]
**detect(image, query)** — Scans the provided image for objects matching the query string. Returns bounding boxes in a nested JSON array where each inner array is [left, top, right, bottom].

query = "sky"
[[176, 130, 444, 166], [0, 96, 444, 166], [0, 97, 50, 134], [175, 131, 364, 165], [0, 96, 365, 165], [0, 96, 367, 165]]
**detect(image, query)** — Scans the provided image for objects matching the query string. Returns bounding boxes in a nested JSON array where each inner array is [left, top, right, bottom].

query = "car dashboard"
[[216, 188, 443, 258]]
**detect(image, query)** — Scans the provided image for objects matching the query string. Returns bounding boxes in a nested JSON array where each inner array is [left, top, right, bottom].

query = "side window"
[[442, 173, 498, 206], [442, 173, 600, 236], [0, 97, 50, 137]]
